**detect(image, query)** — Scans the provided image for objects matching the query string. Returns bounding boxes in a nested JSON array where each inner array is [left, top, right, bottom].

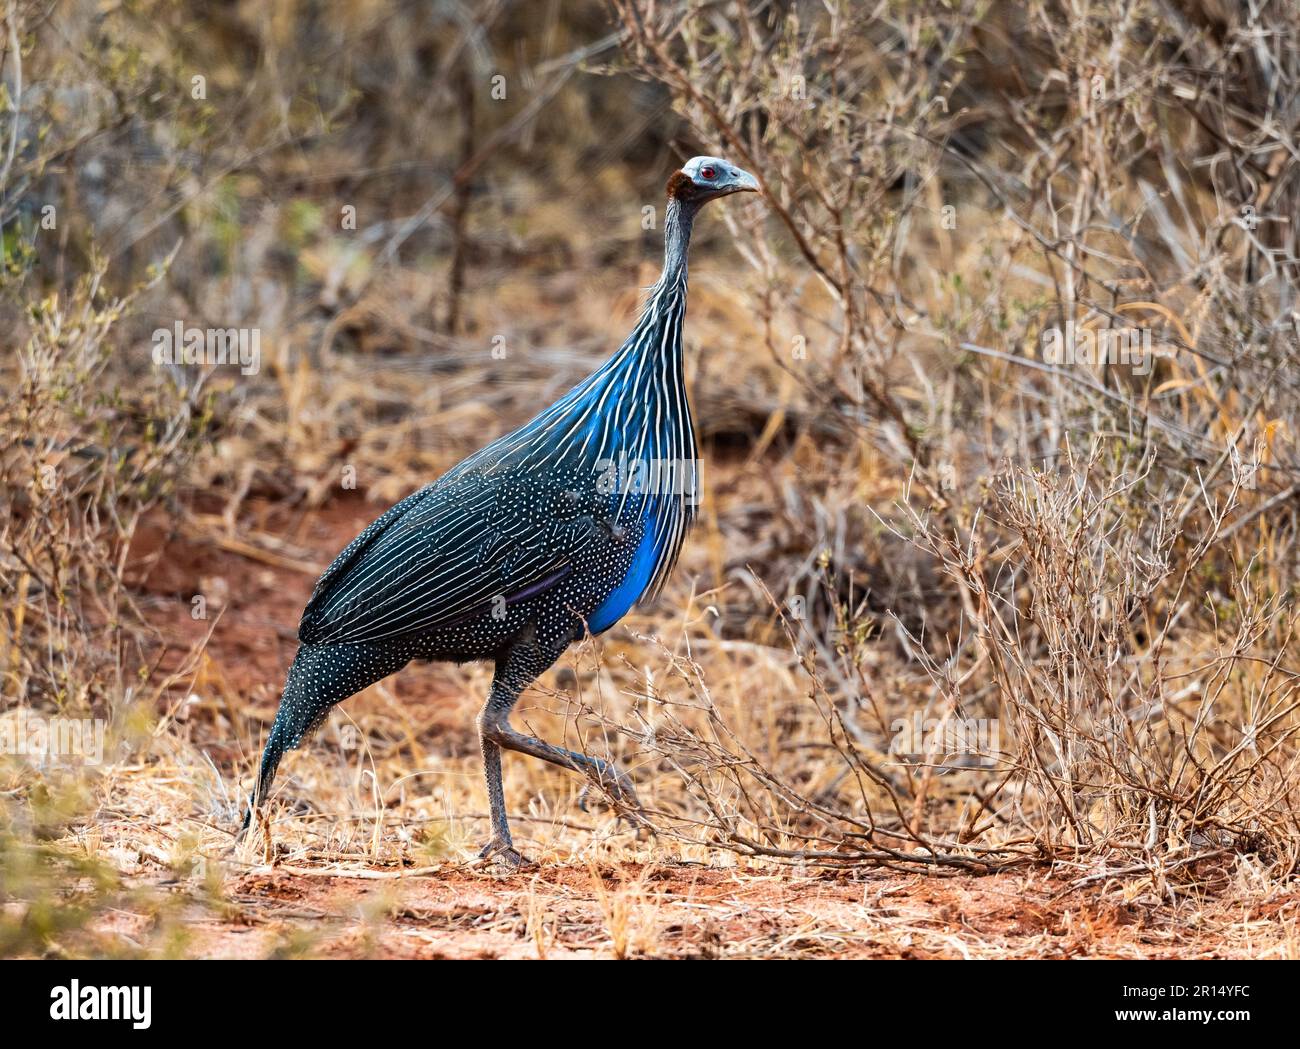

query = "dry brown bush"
[[2, 0, 1300, 956], [598, 0, 1300, 880]]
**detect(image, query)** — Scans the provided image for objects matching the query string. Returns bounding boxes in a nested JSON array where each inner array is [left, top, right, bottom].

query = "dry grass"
[[2, 0, 1300, 957]]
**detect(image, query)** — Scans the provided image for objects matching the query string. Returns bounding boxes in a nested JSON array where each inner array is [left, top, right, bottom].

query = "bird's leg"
[[473, 639, 641, 865], [473, 643, 551, 867], [482, 717, 641, 813], [475, 711, 527, 867]]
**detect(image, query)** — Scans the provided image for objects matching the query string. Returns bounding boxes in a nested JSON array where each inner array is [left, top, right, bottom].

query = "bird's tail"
[[241, 648, 312, 832], [241, 642, 411, 832]]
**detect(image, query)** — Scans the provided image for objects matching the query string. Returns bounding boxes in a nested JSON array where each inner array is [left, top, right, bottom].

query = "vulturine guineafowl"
[[243, 156, 760, 865]]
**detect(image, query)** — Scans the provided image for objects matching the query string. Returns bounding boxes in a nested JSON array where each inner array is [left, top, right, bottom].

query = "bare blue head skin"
[[661, 155, 759, 283], [671, 155, 761, 204]]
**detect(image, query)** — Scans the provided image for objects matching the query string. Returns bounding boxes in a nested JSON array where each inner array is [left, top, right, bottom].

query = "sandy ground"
[[89, 859, 1298, 959], [101, 497, 1300, 960]]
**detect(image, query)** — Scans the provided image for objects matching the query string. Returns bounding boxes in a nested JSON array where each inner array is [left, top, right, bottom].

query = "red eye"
[[700, 165, 717, 180]]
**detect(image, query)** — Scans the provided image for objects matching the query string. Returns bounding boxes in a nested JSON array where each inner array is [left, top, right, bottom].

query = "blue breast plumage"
[[295, 274, 698, 656]]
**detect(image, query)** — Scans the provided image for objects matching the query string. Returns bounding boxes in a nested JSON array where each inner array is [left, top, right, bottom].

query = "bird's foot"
[[475, 837, 532, 869], [578, 764, 648, 831]]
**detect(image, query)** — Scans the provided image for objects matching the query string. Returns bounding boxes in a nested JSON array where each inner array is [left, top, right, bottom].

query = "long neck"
[[487, 193, 699, 474], [659, 196, 696, 293], [596, 194, 694, 372], [575, 192, 695, 464]]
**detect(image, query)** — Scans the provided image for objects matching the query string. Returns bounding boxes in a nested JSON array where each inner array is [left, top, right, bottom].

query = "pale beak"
[[728, 167, 760, 194]]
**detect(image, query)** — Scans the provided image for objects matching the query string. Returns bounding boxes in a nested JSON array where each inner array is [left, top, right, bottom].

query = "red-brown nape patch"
[[665, 170, 698, 201]]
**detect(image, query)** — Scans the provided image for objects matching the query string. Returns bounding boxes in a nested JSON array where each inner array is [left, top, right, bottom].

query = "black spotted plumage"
[[243, 156, 760, 863]]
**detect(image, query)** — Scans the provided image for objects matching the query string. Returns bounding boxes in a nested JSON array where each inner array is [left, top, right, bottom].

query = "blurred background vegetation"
[[3, 0, 1300, 957]]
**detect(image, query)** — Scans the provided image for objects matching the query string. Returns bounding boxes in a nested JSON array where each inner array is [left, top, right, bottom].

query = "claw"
[[584, 763, 646, 829], [475, 838, 532, 869]]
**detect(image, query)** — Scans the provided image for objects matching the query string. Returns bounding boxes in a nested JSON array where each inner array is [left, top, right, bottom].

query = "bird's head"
[[666, 155, 760, 207]]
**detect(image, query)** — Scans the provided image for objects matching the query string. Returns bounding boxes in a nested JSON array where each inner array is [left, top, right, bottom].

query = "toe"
[[496, 848, 531, 869], [476, 838, 531, 868]]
